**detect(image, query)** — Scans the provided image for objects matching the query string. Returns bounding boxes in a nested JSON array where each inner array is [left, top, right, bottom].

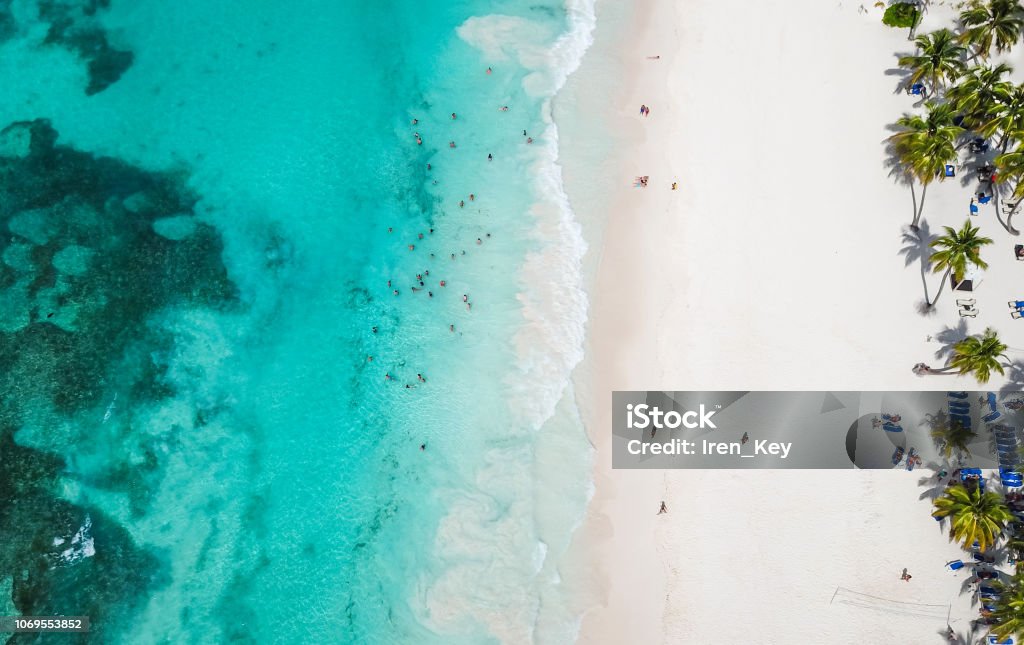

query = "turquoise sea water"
[[0, 1, 593, 643]]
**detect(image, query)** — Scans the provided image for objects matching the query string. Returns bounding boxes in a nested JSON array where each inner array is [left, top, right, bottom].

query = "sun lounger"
[[946, 165, 956, 177], [882, 422, 903, 432], [985, 410, 1003, 423], [951, 414, 972, 427], [958, 299, 977, 306], [911, 82, 924, 95], [978, 569, 998, 579], [949, 391, 969, 399], [971, 202, 980, 215], [960, 308, 978, 318], [987, 635, 1014, 644], [947, 559, 965, 571], [980, 195, 993, 204], [1014, 311, 1024, 319]]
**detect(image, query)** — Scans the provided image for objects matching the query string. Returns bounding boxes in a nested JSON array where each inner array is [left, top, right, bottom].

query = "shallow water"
[[0, 0, 593, 642]]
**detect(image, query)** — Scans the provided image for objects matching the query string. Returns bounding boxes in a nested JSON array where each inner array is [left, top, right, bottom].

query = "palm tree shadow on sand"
[[998, 361, 1024, 396], [898, 221, 938, 313], [917, 462, 949, 502], [933, 320, 971, 363], [883, 135, 919, 224]]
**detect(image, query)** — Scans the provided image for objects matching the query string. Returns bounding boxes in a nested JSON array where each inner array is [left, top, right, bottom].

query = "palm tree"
[[996, 144, 1024, 229], [930, 416, 977, 459], [948, 63, 1014, 129], [982, 83, 1024, 152], [988, 571, 1024, 641], [932, 482, 1012, 551], [890, 103, 963, 228], [927, 220, 992, 306], [898, 29, 968, 91], [950, 328, 1009, 383], [1006, 534, 1024, 565], [959, 0, 1024, 60]]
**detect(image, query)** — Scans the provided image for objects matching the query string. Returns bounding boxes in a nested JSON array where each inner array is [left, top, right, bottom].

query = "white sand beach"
[[558, 0, 1024, 642]]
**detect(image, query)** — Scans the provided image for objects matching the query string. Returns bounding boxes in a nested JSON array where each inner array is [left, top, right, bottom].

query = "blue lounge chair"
[[985, 410, 1003, 423], [971, 202, 980, 214], [883, 422, 903, 433], [946, 165, 956, 177], [949, 391, 969, 399], [948, 559, 965, 571], [981, 194, 993, 204], [911, 82, 924, 95], [1011, 301, 1024, 309], [986, 392, 999, 407], [952, 413, 972, 426], [963, 468, 983, 477], [988, 635, 1014, 644]]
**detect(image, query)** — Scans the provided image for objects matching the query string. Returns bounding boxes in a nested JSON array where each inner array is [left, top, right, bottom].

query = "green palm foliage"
[[981, 83, 1024, 150], [1007, 534, 1024, 564], [948, 63, 1014, 128], [927, 220, 992, 306], [890, 103, 963, 228], [930, 416, 976, 458], [996, 145, 1024, 228], [949, 327, 1009, 383], [932, 483, 1012, 551], [988, 571, 1024, 641], [959, 0, 1024, 59], [898, 29, 968, 90]]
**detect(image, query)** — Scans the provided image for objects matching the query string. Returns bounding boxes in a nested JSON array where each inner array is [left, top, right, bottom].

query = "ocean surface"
[[0, 0, 594, 643]]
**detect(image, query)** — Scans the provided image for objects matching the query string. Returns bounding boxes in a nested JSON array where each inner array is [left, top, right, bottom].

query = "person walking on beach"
[[741, 432, 749, 445], [640, 104, 647, 116], [901, 568, 912, 582], [657, 501, 668, 515]]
